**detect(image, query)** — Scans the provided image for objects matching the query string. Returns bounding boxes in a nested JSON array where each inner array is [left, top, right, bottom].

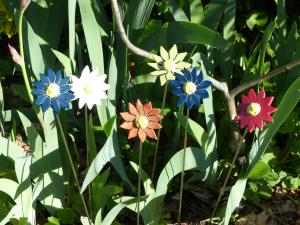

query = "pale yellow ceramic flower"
[[148, 44, 191, 85]]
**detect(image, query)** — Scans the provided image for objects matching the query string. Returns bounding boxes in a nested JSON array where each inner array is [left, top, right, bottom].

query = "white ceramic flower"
[[148, 44, 191, 86], [71, 66, 110, 109]]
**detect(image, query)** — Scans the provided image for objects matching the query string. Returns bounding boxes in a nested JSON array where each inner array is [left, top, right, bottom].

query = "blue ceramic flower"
[[170, 68, 212, 109], [32, 69, 74, 113]]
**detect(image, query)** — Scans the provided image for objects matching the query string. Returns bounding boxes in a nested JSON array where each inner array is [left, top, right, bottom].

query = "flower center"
[[246, 102, 261, 116], [183, 82, 196, 94], [135, 116, 149, 129], [163, 59, 176, 72], [46, 83, 60, 98], [84, 84, 93, 95]]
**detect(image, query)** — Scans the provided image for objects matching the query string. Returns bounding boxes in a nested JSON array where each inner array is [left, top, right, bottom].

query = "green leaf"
[[22, 15, 44, 79], [101, 203, 126, 225], [17, 111, 43, 156], [129, 161, 155, 198], [0, 136, 25, 160], [97, 47, 118, 126], [87, 113, 97, 161], [224, 179, 247, 225], [99, 197, 143, 225], [174, 112, 209, 150], [47, 216, 60, 225], [15, 155, 35, 224], [80, 216, 93, 225], [11, 84, 30, 103], [277, 22, 297, 64], [156, 147, 208, 197], [0, 178, 19, 200], [81, 126, 134, 193], [1, 206, 19, 225], [25, 0, 66, 67], [32, 111, 64, 213], [126, 0, 156, 29], [202, 0, 226, 30], [52, 49, 73, 75], [9, 217, 28, 225], [201, 63, 218, 183], [257, 22, 275, 75], [78, 0, 104, 73], [57, 208, 76, 225], [163, 0, 189, 22], [223, 0, 236, 40], [246, 12, 269, 30], [247, 161, 270, 179], [290, 177, 300, 190], [149, 147, 209, 224], [68, 0, 76, 71], [103, 116, 116, 137], [159, 21, 229, 49], [190, 0, 204, 24]]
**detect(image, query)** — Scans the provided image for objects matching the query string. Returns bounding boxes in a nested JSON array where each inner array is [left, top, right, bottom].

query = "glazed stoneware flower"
[[148, 44, 191, 86], [170, 68, 212, 109], [235, 89, 277, 133], [120, 100, 163, 143], [32, 69, 74, 113], [71, 66, 110, 109]]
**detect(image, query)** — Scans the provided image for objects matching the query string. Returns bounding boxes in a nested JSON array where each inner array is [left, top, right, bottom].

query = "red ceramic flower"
[[235, 89, 277, 133], [120, 100, 163, 142]]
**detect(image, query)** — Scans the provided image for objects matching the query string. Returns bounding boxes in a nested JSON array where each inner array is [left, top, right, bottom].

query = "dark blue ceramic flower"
[[169, 68, 212, 109], [32, 69, 74, 113]]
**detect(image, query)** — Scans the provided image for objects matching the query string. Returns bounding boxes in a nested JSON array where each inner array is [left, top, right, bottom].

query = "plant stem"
[[18, 11, 34, 104], [209, 129, 247, 224], [55, 115, 92, 225], [18, 10, 44, 128], [151, 82, 168, 181], [85, 106, 92, 218], [177, 108, 189, 225], [137, 141, 143, 225]]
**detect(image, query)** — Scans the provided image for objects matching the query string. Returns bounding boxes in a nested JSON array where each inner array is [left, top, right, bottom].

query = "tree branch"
[[111, 0, 229, 98], [230, 59, 300, 98], [111, 0, 153, 60], [110, 0, 300, 145]]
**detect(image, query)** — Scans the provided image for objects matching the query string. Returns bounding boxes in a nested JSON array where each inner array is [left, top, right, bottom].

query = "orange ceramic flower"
[[235, 89, 277, 133], [120, 100, 163, 142]]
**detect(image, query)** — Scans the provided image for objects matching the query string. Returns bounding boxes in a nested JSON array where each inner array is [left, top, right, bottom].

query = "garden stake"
[[137, 141, 143, 225], [151, 82, 168, 181], [171, 105, 184, 153], [177, 108, 189, 225], [209, 129, 247, 224], [84, 105, 92, 218], [55, 114, 92, 225]]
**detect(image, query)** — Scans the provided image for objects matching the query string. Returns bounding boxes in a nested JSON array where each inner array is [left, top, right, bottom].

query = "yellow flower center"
[[183, 82, 196, 95], [84, 84, 93, 95], [246, 102, 261, 116], [163, 59, 176, 72], [135, 116, 149, 129], [46, 83, 60, 98]]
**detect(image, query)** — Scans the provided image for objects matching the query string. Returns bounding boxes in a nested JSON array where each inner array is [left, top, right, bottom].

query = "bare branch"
[[110, 0, 300, 147], [111, 0, 153, 60], [230, 58, 300, 98], [111, 0, 230, 98], [207, 76, 230, 99]]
